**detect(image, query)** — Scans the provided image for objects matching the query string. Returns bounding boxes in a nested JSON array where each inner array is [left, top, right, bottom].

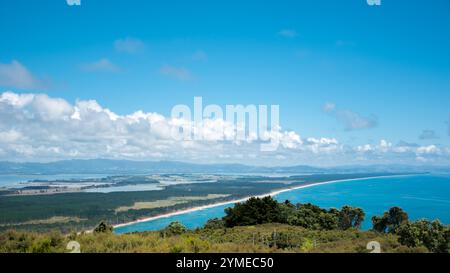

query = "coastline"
[[113, 173, 418, 230]]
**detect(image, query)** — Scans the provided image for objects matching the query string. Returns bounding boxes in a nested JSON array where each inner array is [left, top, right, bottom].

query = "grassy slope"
[[0, 223, 428, 253]]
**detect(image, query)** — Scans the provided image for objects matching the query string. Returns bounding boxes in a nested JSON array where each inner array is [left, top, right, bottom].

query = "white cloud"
[[278, 29, 298, 38], [356, 140, 391, 154], [114, 37, 145, 54], [324, 102, 378, 131], [379, 139, 392, 152], [0, 91, 306, 162], [82, 59, 120, 73], [355, 140, 446, 163], [0, 91, 449, 165], [160, 65, 193, 81], [416, 145, 440, 155], [416, 156, 427, 163], [0, 60, 44, 89], [32, 94, 74, 121], [0, 91, 34, 107], [304, 137, 341, 154], [0, 130, 23, 143], [357, 144, 373, 153]]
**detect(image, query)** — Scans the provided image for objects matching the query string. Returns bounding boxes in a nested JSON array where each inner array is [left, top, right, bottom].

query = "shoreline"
[[113, 173, 418, 230]]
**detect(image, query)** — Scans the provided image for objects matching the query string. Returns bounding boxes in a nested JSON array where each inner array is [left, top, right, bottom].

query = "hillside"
[[1, 197, 448, 253], [0, 159, 446, 175], [0, 224, 427, 253]]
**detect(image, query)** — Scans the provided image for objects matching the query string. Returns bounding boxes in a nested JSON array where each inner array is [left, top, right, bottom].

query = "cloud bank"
[[0, 91, 448, 165]]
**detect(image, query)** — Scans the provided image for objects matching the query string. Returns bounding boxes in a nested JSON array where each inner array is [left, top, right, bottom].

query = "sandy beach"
[[113, 174, 416, 230]]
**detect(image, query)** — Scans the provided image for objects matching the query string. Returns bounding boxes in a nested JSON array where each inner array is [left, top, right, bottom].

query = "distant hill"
[[0, 159, 307, 174], [0, 159, 448, 175]]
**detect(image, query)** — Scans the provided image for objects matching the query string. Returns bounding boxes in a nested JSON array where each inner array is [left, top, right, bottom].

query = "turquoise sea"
[[114, 175, 450, 234]]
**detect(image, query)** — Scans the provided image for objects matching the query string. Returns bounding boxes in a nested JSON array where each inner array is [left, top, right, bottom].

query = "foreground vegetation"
[[1, 197, 448, 253], [0, 223, 427, 253]]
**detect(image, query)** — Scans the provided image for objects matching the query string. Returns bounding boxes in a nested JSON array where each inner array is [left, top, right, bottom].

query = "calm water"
[[114, 175, 450, 234]]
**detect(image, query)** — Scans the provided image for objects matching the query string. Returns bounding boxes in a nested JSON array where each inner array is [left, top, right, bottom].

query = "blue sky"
[[0, 0, 449, 165]]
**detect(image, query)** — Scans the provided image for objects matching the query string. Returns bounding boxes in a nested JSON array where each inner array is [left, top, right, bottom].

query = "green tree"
[[203, 218, 225, 229], [161, 221, 187, 237], [319, 210, 339, 230], [94, 220, 113, 233], [277, 200, 296, 224], [397, 219, 450, 253], [223, 196, 281, 227], [372, 207, 409, 233], [372, 216, 387, 233], [285, 204, 340, 230], [338, 206, 365, 230], [386, 207, 409, 231]]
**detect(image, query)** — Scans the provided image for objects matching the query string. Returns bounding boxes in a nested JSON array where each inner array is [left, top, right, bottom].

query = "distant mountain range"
[[0, 159, 449, 175]]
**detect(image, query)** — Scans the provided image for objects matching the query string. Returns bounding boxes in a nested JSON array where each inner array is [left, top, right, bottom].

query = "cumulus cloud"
[[356, 144, 373, 153], [114, 37, 145, 54], [391, 141, 418, 154], [160, 65, 193, 81], [0, 91, 306, 162], [355, 139, 446, 164], [324, 102, 378, 131], [416, 145, 440, 155], [0, 129, 23, 143], [82, 59, 120, 73], [0, 91, 449, 165], [419, 130, 439, 140], [304, 137, 341, 154], [278, 29, 298, 38], [0, 60, 45, 89]]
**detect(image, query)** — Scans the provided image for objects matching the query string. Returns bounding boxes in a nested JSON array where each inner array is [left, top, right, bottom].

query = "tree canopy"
[[160, 221, 187, 237], [93, 221, 113, 233], [371, 207, 449, 253], [372, 206, 409, 233], [222, 196, 364, 230]]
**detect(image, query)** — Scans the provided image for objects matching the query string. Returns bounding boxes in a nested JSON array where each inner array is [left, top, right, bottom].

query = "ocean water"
[[114, 175, 450, 234]]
